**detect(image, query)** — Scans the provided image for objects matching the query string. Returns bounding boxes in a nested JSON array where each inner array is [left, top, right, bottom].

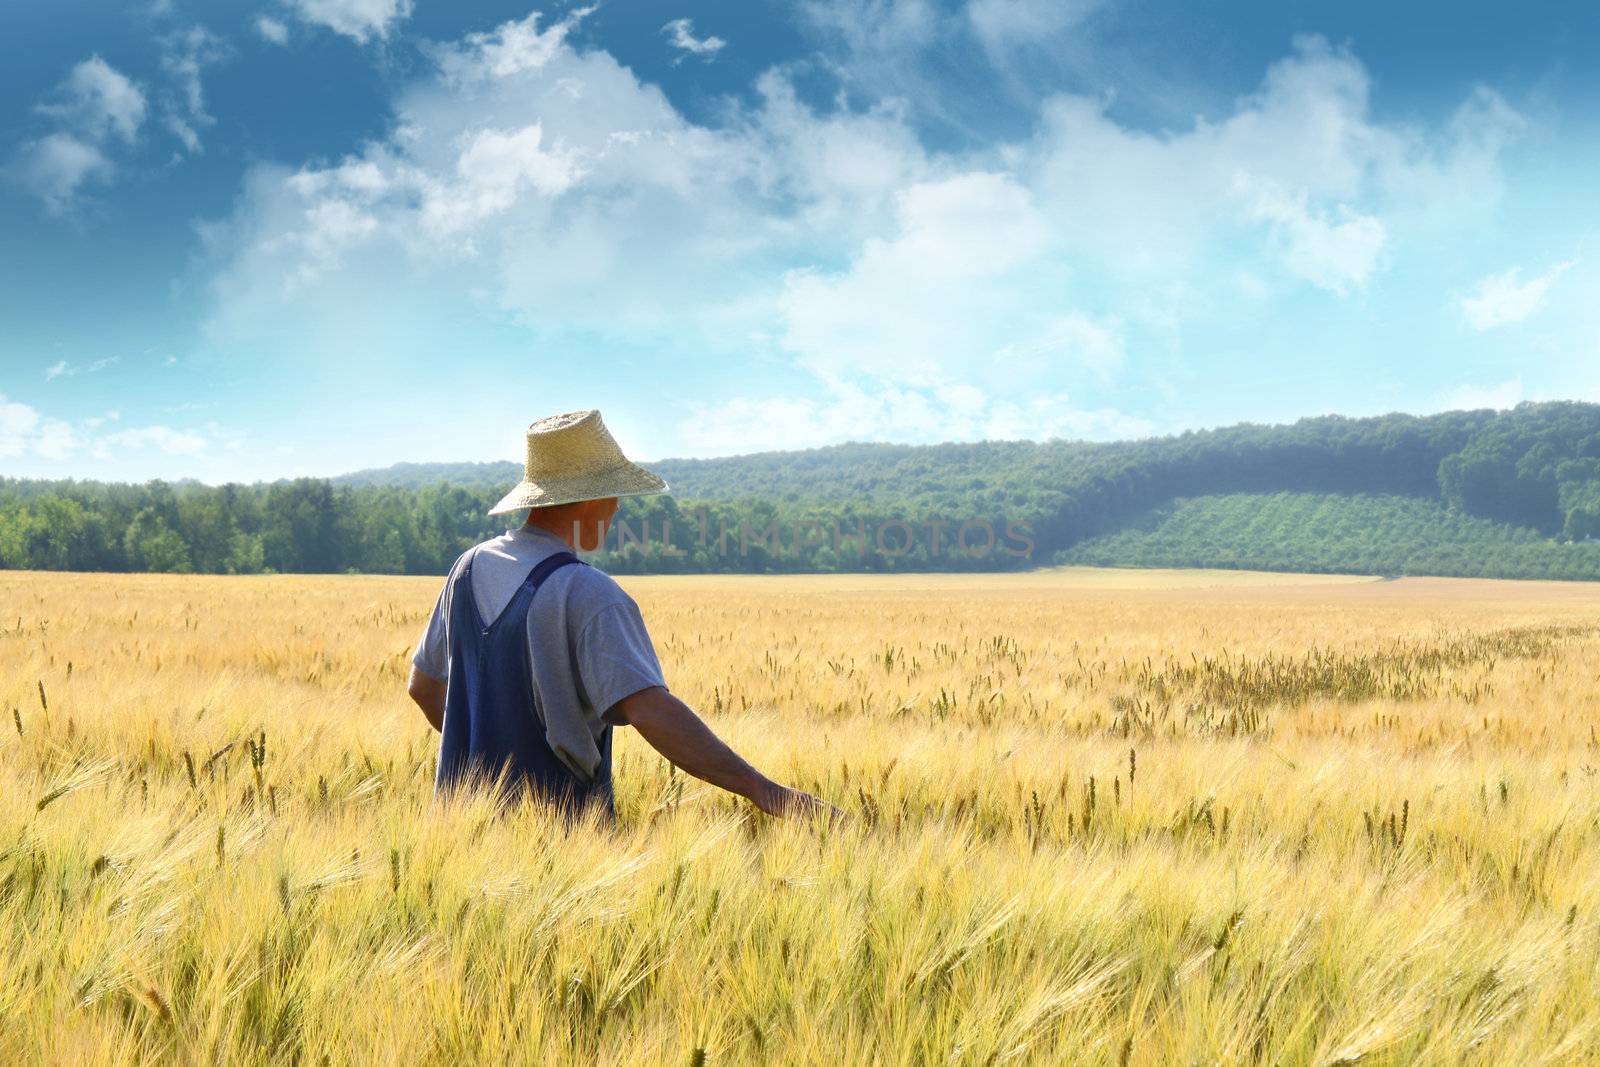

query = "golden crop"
[[3, 567, 1600, 1065]]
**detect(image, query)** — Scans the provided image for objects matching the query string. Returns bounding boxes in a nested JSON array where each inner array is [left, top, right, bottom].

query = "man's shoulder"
[[550, 562, 644, 632], [564, 560, 634, 607], [444, 538, 495, 580]]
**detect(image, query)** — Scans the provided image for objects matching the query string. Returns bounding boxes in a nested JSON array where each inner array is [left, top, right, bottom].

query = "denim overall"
[[435, 548, 615, 816]]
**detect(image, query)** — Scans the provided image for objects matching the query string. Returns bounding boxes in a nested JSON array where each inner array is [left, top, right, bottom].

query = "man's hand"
[[751, 780, 844, 822], [408, 665, 446, 732], [609, 686, 839, 820]]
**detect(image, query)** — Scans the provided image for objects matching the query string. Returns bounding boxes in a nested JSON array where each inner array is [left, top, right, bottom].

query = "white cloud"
[[11, 57, 148, 214], [35, 56, 147, 144], [97, 425, 208, 456], [430, 7, 593, 81], [256, 16, 290, 45], [1437, 378, 1523, 412], [419, 124, 583, 235], [680, 380, 1151, 455], [201, 7, 852, 338], [0, 396, 81, 460], [42, 355, 120, 381], [1, 391, 214, 472], [195, 19, 1526, 456], [777, 171, 1087, 384], [1460, 261, 1573, 330], [283, 0, 412, 43], [158, 25, 230, 154], [992, 313, 1124, 378], [661, 18, 726, 63], [14, 134, 113, 215], [1242, 182, 1387, 295], [967, 0, 1102, 56], [10, 38, 232, 213], [1018, 36, 1513, 292]]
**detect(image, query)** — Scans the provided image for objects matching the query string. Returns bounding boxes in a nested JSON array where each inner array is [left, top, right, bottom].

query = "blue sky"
[[2, 0, 1599, 483]]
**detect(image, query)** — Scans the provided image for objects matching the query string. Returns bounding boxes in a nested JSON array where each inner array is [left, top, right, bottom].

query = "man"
[[407, 408, 828, 820]]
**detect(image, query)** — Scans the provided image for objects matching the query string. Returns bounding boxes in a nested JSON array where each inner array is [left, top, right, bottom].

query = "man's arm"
[[408, 665, 446, 732], [606, 686, 833, 818]]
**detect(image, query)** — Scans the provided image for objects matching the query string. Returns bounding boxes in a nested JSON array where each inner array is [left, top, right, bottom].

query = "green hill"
[[1059, 492, 1600, 580], [4, 401, 1599, 577]]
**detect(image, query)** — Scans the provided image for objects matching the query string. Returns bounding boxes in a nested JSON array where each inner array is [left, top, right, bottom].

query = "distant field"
[[1060, 491, 1600, 580], [4, 568, 1600, 1064]]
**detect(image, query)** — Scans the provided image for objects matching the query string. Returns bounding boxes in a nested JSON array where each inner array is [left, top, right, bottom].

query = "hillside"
[[3, 402, 1599, 577], [1059, 492, 1600, 580]]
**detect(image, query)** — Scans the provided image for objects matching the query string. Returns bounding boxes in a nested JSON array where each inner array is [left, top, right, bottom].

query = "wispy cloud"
[[34, 56, 147, 143], [680, 380, 1152, 455], [661, 18, 726, 64], [1460, 260, 1573, 330], [1437, 378, 1523, 411], [283, 0, 413, 43], [95, 425, 207, 457], [43, 356, 120, 381], [158, 25, 231, 154], [255, 16, 290, 45], [11, 57, 146, 214]]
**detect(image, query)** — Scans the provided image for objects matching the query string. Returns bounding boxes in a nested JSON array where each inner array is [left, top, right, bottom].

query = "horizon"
[[4, 1, 1600, 483], [2, 399, 1585, 488]]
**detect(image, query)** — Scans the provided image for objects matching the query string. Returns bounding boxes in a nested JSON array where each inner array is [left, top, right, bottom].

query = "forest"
[[3, 401, 1598, 578]]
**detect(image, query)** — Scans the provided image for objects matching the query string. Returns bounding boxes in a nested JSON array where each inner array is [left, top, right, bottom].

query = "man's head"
[[487, 409, 668, 518], [525, 496, 620, 552]]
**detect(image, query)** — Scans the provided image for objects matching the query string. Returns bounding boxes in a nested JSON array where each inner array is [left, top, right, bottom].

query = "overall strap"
[[520, 550, 585, 595]]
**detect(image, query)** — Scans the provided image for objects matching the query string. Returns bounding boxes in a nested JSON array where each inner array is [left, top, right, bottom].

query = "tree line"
[[2, 401, 1597, 577]]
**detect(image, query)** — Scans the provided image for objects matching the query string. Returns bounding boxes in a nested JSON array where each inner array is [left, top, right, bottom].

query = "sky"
[[2, 0, 1599, 484]]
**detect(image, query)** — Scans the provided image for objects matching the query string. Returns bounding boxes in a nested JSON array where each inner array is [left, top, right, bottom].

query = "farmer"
[[407, 408, 829, 821]]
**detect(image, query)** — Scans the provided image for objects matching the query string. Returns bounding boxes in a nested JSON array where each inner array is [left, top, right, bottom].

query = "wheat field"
[[3, 567, 1600, 1065]]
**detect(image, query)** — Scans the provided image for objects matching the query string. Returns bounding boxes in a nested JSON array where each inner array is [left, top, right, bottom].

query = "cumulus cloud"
[[1017, 36, 1511, 291], [429, 6, 593, 80], [284, 0, 412, 43], [778, 172, 1091, 384], [195, 16, 1524, 454], [0, 392, 216, 473], [0, 396, 81, 460], [1460, 260, 1573, 330], [1242, 183, 1387, 295]]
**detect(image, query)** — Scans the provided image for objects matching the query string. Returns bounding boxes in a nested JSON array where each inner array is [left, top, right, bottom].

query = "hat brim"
[[487, 461, 669, 515]]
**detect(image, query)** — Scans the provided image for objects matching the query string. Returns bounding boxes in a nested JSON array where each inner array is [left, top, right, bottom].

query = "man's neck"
[[521, 518, 576, 550]]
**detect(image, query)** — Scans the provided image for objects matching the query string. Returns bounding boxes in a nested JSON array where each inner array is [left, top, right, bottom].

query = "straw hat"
[[487, 409, 669, 514]]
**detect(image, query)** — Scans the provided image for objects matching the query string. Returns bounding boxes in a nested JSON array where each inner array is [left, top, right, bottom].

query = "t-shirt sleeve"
[[575, 598, 667, 718], [411, 576, 450, 682]]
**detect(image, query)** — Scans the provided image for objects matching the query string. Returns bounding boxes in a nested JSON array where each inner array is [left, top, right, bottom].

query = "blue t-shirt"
[[413, 525, 665, 782]]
